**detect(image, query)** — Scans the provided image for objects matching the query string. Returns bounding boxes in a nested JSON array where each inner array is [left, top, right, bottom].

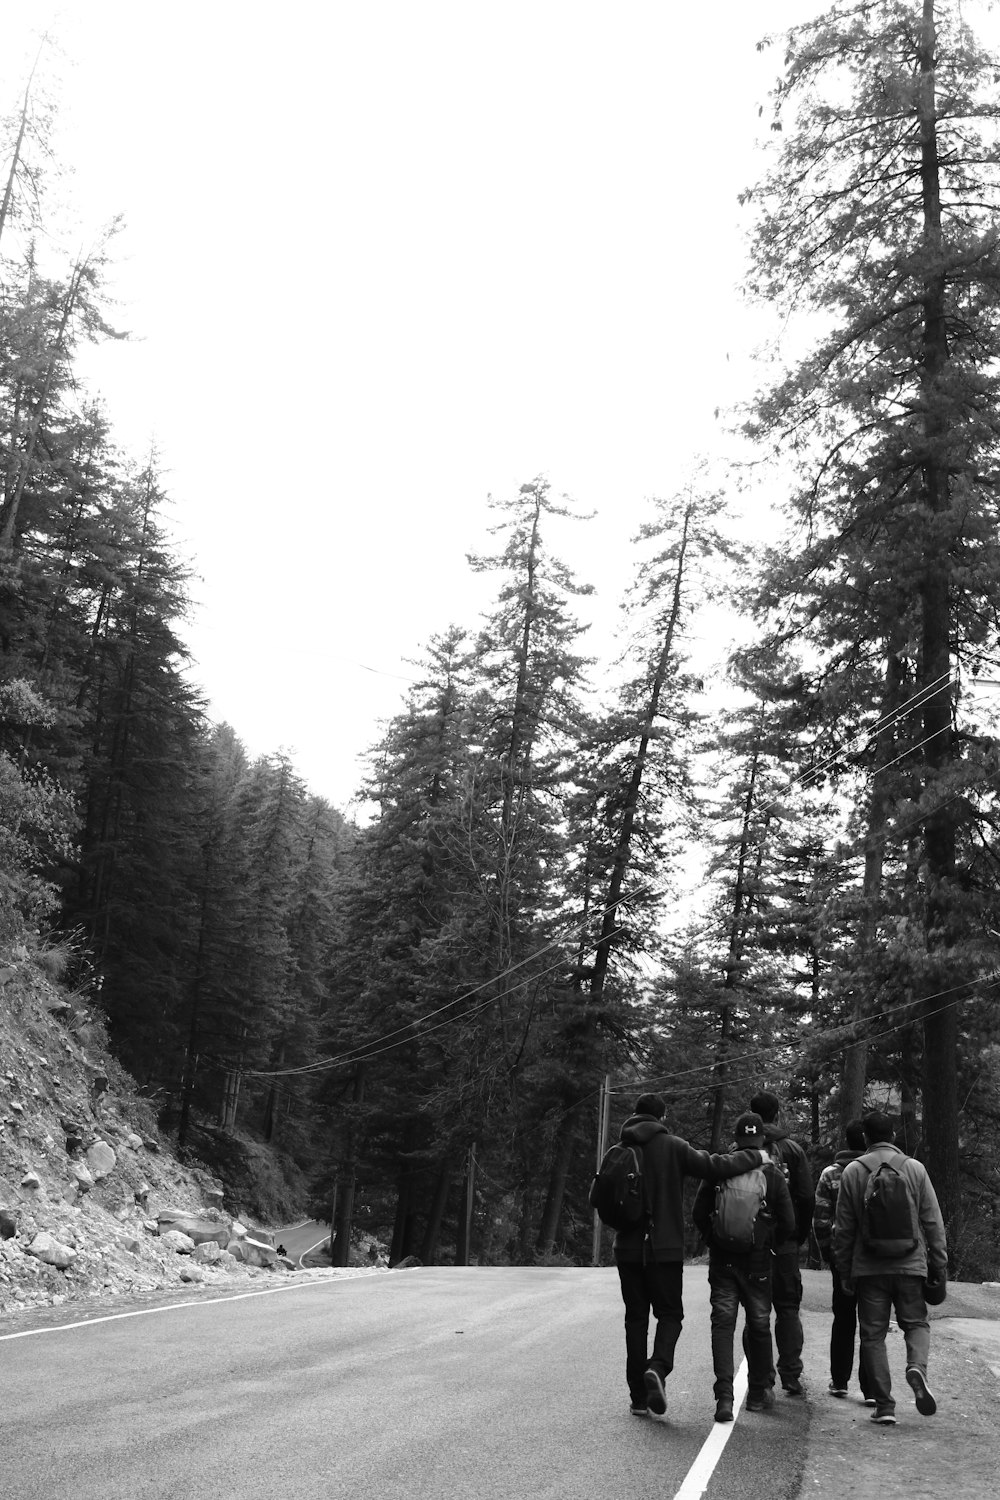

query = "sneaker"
[[644, 1368, 667, 1416], [629, 1401, 649, 1417], [828, 1383, 849, 1398], [905, 1366, 937, 1416], [870, 1408, 896, 1425], [746, 1387, 776, 1412], [714, 1397, 734, 1423], [862, 1397, 877, 1406], [782, 1376, 804, 1396]]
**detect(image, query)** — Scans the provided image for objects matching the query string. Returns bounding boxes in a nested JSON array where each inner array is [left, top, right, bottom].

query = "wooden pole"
[[592, 1074, 612, 1266]]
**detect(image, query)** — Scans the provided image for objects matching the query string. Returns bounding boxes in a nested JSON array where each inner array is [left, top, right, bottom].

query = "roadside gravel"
[[798, 1270, 1000, 1500]]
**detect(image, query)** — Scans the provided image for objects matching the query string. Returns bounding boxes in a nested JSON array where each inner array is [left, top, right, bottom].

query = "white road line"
[[671, 1358, 749, 1500], [0, 1273, 377, 1341], [297, 1234, 331, 1268]]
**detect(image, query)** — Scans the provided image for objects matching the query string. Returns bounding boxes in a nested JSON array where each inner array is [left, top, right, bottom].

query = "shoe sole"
[[644, 1371, 667, 1416], [714, 1410, 734, 1423], [906, 1367, 937, 1416], [871, 1412, 896, 1424], [829, 1388, 848, 1398]]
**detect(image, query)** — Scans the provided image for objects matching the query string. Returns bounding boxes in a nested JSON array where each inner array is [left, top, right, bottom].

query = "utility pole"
[[457, 1143, 476, 1266], [591, 1074, 612, 1266]]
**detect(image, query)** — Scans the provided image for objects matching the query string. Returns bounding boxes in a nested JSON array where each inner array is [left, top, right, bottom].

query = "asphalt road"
[[1, 1266, 809, 1500]]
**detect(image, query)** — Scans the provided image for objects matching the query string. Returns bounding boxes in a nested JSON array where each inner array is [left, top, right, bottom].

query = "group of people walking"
[[609, 1090, 948, 1427]]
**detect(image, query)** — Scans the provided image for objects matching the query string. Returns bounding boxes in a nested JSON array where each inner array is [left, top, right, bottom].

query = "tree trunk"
[[842, 645, 907, 1125], [535, 1108, 579, 1258], [419, 1162, 454, 1265], [390, 1167, 413, 1266], [916, 0, 961, 1232]]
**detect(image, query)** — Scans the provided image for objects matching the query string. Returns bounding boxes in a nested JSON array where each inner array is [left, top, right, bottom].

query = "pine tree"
[[741, 0, 1000, 1225]]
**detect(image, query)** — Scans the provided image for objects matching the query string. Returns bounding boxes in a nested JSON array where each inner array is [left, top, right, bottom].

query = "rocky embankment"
[[0, 944, 299, 1325]]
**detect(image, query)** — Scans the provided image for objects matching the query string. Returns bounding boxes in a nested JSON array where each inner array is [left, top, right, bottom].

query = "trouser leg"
[[893, 1275, 931, 1376], [647, 1261, 685, 1379], [856, 1275, 894, 1411], [617, 1263, 650, 1404], [772, 1248, 803, 1384], [744, 1269, 775, 1396], [708, 1264, 739, 1400], [830, 1263, 858, 1389]]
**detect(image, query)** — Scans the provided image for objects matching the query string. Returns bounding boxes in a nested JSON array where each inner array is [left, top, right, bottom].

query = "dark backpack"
[[589, 1143, 645, 1230], [860, 1154, 920, 1257], [711, 1167, 767, 1253]]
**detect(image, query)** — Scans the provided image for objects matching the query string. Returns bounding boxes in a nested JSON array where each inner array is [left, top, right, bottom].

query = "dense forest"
[[3, 1, 1000, 1276]]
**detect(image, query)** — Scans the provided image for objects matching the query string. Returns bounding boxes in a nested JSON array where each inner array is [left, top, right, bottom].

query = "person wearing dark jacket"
[[693, 1112, 797, 1422], [749, 1089, 815, 1395], [613, 1093, 767, 1419], [813, 1119, 873, 1401], [833, 1110, 948, 1425]]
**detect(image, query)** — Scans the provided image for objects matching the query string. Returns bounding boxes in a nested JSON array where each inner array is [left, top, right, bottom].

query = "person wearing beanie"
[[748, 1089, 816, 1395], [813, 1120, 874, 1401], [833, 1110, 948, 1425], [693, 1112, 796, 1422], [612, 1093, 768, 1420]]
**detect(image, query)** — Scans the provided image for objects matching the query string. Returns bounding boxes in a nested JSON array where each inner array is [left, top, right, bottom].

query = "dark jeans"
[[772, 1246, 803, 1384], [745, 1246, 802, 1387], [709, 1258, 774, 1400], [856, 1273, 930, 1414], [830, 1262, 872, 1396], [617, 1260, 684, 1403]]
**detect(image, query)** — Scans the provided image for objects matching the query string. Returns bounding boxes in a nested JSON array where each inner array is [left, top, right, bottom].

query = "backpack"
[[589, 1143, 646, 1231], [711, 1167, 767, 1253], [860, 1154, 920, 1257]]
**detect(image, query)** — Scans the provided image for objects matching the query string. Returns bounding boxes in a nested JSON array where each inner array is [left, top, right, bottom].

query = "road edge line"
[[0, 1270, 381, 1341]]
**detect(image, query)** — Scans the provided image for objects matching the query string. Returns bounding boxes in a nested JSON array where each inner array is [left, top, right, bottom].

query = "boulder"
[[192, 1240, 223, 1265], [228, 1236, 278, 1268], [156, 1211, 231, 1248], [126, 1133, 144, 1150], [160, 1229, 195, 1254], [26, 1232, 76, 1269], [85, 1140, 117, 1181], [69, 1162, 94, 1195], [0, 1208, 17, 1239], [179, 1263, 204, 1283], [20, 1172, 41, 1191]]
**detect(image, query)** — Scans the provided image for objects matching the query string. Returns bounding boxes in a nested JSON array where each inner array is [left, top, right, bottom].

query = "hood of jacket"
[[620, 1115, 671, 1147], [761, 1122, 789, 1145]]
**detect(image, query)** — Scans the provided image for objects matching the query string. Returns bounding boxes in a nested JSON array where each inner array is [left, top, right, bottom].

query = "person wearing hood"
[[813, 1119, 874, 1401], [613, 1093, 768, 1420], [749, 1090, 816, 1396]]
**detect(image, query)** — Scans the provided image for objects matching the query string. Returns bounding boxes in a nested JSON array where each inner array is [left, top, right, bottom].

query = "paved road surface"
[[1, 1266, 808, 1500]]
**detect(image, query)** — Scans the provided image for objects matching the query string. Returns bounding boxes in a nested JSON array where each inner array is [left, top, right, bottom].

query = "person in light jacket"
[[833, 1110, 948, 1425]]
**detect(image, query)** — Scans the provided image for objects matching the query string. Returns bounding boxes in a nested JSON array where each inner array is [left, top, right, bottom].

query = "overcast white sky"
[[5, 1, 810, 812]]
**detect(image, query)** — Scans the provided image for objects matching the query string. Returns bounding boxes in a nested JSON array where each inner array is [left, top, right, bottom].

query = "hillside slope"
[[0, 942, 305, 1324]]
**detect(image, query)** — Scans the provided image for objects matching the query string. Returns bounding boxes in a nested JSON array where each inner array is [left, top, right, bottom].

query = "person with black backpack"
[[601, 1093, 768, 1420], [693, 1112, 796, 1423], [833, 1110, 949, 1426], [749, 1089, 816, 1396]]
